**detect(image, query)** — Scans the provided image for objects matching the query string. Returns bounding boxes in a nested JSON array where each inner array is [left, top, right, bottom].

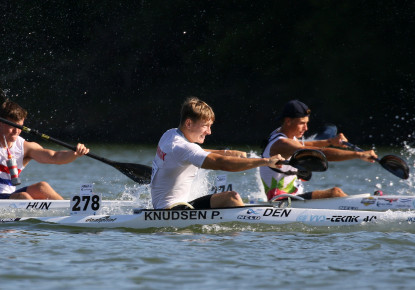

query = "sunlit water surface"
[[1, 144, 415, 289]]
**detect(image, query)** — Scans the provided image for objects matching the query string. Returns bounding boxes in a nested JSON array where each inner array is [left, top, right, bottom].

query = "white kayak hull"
[[1, 194, 414, 213], [275, 194, 415, 211], [0, 200, 135, 210], [4, 206, 415, 229]]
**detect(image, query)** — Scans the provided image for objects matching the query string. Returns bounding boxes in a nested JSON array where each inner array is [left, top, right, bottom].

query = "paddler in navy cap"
[[260, 99, 378, 201]]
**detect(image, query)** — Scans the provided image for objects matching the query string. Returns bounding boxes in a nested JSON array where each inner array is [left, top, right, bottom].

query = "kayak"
[[0, 199, 135, 210], [268, 193, 415, 211], [3, 205, 415, 229], [1, 193, 414, 212]]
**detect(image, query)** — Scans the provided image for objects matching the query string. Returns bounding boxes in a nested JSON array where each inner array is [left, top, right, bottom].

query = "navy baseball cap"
[[276, 100, 311, 121]]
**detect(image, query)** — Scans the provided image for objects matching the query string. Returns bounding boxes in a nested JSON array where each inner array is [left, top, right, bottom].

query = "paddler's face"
[[185, 118, 213, 144], [286, 116, 309, 138], [0, 118, 23, 143]]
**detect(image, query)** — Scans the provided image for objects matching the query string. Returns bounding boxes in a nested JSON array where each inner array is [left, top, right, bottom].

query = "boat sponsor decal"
[[330, 215, 359, 223], [399, 198, 413, 203], [406, 217, 415, 223], [237, 215, 261, 220], [296, 214, 327, 223], [361, 197, 376, 206], [144, 210, 221, 221], [246, 208, 262, 215], [85, 216, 117, 223], [393, 198, 414, 209], [236, 208, 264, 220], [376, 198, 398, 208], [262, 208, 291, 218], [1, 217, 21, 222], [338, 206, 359, 210], [296, 213, 377, 223]]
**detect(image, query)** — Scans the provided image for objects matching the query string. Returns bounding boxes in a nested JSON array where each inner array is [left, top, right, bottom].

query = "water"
[[1, 144, 415, 289]]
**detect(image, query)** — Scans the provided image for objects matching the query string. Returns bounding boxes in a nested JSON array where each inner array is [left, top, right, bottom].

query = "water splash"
[[401, 141, 415, 191]]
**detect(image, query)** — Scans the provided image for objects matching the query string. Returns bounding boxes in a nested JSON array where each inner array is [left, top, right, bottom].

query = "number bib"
[[209, 174, 233, 194], [70, 184, 102, 215]]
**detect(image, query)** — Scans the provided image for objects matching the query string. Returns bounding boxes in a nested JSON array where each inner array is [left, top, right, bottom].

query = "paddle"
[[278, 149, 328, 172], [270, 149, 328, 181], [0, 117, 152, 184], [342, 141, 410, 180]]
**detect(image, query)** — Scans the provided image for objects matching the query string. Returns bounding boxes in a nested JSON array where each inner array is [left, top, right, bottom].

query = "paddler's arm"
[[318, 147, 378, 162], [304, 133, 349, 148], [201, 153, 284, 172], [23, 141, 90, 165], [205, 149, 247, 158], [271, 137, 377, 163]]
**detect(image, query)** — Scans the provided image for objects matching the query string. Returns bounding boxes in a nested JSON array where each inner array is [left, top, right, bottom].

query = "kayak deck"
[[270, 194, 415, 211], [4, 205, 415, 230]]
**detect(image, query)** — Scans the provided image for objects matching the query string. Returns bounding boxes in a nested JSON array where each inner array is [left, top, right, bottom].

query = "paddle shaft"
[[342, 141, 381, 162], [0, 116, 116, 165], [0, 116, 153, 183]]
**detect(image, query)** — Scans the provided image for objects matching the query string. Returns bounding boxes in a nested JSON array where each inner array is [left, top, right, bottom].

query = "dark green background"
[[2, 1, 414, 147]]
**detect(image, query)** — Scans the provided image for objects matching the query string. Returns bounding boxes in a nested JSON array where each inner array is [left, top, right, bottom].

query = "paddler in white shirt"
[[260, 99, 378, 201], [150, 97, 285, 210], [0, 100, 90, 200]]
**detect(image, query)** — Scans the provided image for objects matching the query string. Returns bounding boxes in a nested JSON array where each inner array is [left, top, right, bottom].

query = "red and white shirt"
[[150, 129, 210, 209], [0, 136, 25, 194]]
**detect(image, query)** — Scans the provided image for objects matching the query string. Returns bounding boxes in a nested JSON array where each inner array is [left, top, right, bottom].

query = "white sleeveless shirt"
[[0, 136, 25, 194], [260, 129, 304, 200], [150, 129, 210, 209]]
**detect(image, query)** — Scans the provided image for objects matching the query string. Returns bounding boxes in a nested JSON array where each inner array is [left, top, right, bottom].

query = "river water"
[[1, 143, 415, 289]]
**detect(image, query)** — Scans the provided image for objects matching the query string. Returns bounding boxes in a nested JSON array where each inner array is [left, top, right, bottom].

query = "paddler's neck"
[[177, 127, 191, 143], [278, 126, 296, 139]]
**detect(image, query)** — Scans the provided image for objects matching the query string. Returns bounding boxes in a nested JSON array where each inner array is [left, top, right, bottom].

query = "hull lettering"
[[26, 202, 51, 210], [263, 208, 291, 217], [144, 210, 221, 221]]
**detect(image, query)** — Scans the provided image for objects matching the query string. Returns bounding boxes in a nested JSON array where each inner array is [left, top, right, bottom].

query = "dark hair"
[[0, 88, 7, 103], [179, 97, 215, 126], [0, 100, 28, 121]]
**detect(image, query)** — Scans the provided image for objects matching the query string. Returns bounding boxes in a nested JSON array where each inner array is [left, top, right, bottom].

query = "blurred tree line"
[[1, 0, 414, 148]]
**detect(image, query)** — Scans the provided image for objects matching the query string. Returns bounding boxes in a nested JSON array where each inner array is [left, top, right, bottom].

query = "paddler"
[[150, 97, 285, 209], [260, 99, 378, 201], [0, 99, 90, 200]]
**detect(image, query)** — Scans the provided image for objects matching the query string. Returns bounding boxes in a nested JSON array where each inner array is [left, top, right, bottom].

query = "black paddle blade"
[[112, 162, 152, 184], [379, 155, 410, 180], [289, 149, 328, 172], [297, 170, 312, 181]]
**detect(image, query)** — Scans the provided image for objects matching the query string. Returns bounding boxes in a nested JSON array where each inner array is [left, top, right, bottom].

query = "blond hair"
[[179, 97, 215, 126]]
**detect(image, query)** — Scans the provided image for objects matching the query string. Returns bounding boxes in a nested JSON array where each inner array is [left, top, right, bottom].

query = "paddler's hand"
[[357, 150, 378, 163], [267, 154, 284, 168], [74, 143, 90, 157], [329, 133, 348, 147], [224, 150, 247, 158]]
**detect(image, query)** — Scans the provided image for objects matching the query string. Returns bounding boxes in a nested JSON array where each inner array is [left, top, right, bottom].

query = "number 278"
[[71, 195, 100, 211]]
